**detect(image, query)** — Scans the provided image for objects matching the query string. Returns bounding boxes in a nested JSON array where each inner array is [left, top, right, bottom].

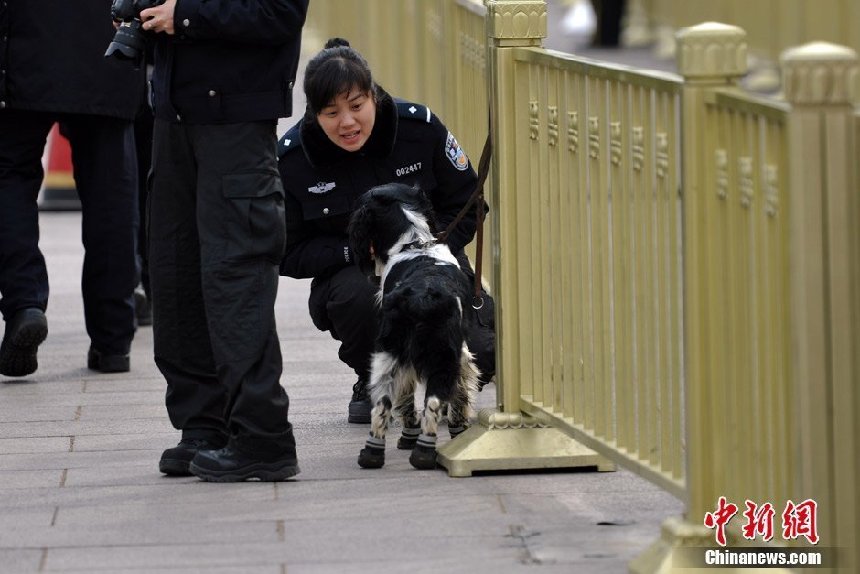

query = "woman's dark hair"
[[304, 38, 375, 115]]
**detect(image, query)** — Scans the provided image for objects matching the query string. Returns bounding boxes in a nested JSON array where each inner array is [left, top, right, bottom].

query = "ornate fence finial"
[[781, 42, 859, 106], [675, 22, 747, 82], [485, 0, 546, 46]]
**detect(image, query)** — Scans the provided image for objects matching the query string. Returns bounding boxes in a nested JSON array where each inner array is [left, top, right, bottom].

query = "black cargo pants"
[[148, 119, 295, 456]]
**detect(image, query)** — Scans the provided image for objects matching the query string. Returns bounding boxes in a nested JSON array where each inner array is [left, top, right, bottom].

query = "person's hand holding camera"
[[140, 0, 177, 35]]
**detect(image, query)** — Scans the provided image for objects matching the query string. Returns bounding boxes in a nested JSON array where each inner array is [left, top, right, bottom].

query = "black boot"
[[0, 308, 48, 378], [134, 285, 152, 327], [159, 437, 226, 476], [189, 446, 300, 482], [348, 378, 371, 424], [87, 346, 130, 373]]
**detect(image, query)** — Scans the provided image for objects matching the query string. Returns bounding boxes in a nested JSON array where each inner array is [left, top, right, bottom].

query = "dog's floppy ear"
[[348, 200, 377, 277]]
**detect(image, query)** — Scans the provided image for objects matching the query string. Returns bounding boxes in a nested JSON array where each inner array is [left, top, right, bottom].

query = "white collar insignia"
[[308, 181, 336, 194]]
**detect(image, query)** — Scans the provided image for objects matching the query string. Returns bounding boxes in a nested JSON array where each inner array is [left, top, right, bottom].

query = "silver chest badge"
[[308, 181, 336, 194]]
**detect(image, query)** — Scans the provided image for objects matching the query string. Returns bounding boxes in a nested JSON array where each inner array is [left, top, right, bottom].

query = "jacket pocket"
[[221, 171, 286, 263], [300, 194, 352, 221]]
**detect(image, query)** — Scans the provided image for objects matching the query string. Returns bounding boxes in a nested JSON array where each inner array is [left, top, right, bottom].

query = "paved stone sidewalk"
[[0, 215, 682, 573]]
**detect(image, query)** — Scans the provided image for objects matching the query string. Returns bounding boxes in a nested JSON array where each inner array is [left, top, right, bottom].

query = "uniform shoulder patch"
[[277, 124, 302, 158], [444, 132, 470, 171], [395, 100, 432, 123]]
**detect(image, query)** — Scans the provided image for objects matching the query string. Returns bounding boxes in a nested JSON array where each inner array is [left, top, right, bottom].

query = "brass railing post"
[[632, 22, 760, 573], [782, 41, 859, 572], [437, 0, 611, 477]]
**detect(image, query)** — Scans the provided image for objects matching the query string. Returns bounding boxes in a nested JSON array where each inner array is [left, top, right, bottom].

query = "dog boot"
[[396, 426, 421, 450], [448, 424, 469, 439], [409, 433, 438, 470], [357, 435, 386, 468]]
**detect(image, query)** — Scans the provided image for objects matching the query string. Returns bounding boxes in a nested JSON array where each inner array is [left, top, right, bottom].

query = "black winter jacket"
[[149, 0, 308, 124], [277, 90, 481, 279], [0, 0, 144, 119]]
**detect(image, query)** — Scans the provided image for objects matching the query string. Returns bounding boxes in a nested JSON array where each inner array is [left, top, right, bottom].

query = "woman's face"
[[316, 87, 376, 152]]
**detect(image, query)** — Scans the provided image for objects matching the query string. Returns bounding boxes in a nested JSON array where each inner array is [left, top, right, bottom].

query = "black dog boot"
[[448, 424, 469, 439], [408, 433, 438, 470], [358, 435, 386, 468], [396, 426, 420, 450]]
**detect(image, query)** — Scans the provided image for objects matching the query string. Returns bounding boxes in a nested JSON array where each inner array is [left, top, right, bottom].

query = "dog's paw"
[[358, 446, 385, 469]]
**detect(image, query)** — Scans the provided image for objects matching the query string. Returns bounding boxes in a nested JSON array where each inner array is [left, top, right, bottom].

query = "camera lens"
[[104, 20, 146, 61]]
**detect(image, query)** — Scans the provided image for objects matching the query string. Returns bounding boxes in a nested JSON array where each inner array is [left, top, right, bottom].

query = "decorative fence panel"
[[503, 48, 686, 497]]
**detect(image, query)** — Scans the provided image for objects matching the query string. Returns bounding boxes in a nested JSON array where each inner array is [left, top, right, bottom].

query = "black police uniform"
[[278, 89, 496, 384], [0, 1, 144, 356], [146, 0, 307, 457]]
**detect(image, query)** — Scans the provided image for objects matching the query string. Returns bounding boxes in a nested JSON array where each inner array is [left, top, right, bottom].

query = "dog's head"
[[348, 183, 437, 277]]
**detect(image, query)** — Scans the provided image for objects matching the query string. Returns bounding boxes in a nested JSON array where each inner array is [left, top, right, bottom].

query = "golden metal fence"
[[500, 47, 686, 497], [646, 0, 860, 58], [306, 2, 859, 571], [642, 0, 860, 93]]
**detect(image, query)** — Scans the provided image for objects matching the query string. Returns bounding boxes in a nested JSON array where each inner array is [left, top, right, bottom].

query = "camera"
[[104, 0, 163, 63]]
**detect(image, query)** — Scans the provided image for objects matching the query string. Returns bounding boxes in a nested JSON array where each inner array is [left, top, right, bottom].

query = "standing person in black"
[[278, 38, 496, 424], [139, 0, 308, 482], [0, 1, 143, 378]]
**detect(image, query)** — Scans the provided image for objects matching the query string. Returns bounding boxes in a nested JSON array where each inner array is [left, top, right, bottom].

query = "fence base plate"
[[437, 409, 614, 477]]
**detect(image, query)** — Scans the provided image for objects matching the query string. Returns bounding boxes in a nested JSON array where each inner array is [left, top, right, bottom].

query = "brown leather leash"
[[436, 132, 492, 309]]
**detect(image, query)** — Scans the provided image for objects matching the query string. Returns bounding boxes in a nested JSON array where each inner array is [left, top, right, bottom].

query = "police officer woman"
[[277, 38, 495, 424]]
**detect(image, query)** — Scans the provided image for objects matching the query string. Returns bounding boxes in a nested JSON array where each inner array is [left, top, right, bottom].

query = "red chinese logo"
[[704, 496, 738, 547], [704, 497, 819, 546], [742, 500, 775, 542], [782, 499, 819, 545]]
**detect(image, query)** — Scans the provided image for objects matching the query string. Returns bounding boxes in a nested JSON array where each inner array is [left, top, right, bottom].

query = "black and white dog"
[[348, 183, 480, 470]]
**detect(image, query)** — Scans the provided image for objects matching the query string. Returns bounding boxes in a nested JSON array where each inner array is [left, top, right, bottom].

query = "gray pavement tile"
[[0, 390, 163, 408], [41, 537, 526, 572], [1, 520, 279, 549], [0, 449, 153, 471], [0, 482, 276, 510], [0, 507, 56, 528], [0, 469, 64, 489], [78, 405, 167, 421], [0, 380, 84, 395], [0, 419, 173, 440], [286, 558, 573, 574], [0, 405, 79, 423], [0, 437, 71, 455], [0, 549, 43, 573], [71, 432, 179, 453]]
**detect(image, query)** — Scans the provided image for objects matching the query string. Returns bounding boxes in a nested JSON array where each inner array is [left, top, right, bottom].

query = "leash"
[[436, 132, 492, 310]]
